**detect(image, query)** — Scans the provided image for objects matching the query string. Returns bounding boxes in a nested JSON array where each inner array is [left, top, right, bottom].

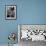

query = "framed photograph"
[[18, 24, 46, 42], [5, 5, 16, 20]]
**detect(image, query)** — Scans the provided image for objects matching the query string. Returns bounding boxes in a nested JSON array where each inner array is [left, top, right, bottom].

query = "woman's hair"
[[11, 7, 14, 11]]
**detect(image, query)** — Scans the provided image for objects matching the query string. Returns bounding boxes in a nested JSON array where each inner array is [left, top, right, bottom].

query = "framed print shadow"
[[5, 5, 16, 20]]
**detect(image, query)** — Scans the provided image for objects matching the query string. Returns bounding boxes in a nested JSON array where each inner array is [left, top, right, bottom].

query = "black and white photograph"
[[18, 25, 46, 46], [5, 5, 16, 20]]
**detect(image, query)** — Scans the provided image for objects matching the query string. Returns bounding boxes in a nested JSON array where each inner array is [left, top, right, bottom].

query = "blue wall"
[[0, 0, 46, 44]]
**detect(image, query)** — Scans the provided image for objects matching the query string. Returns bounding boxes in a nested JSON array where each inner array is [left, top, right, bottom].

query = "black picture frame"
[[5, 5, 16, 20]]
